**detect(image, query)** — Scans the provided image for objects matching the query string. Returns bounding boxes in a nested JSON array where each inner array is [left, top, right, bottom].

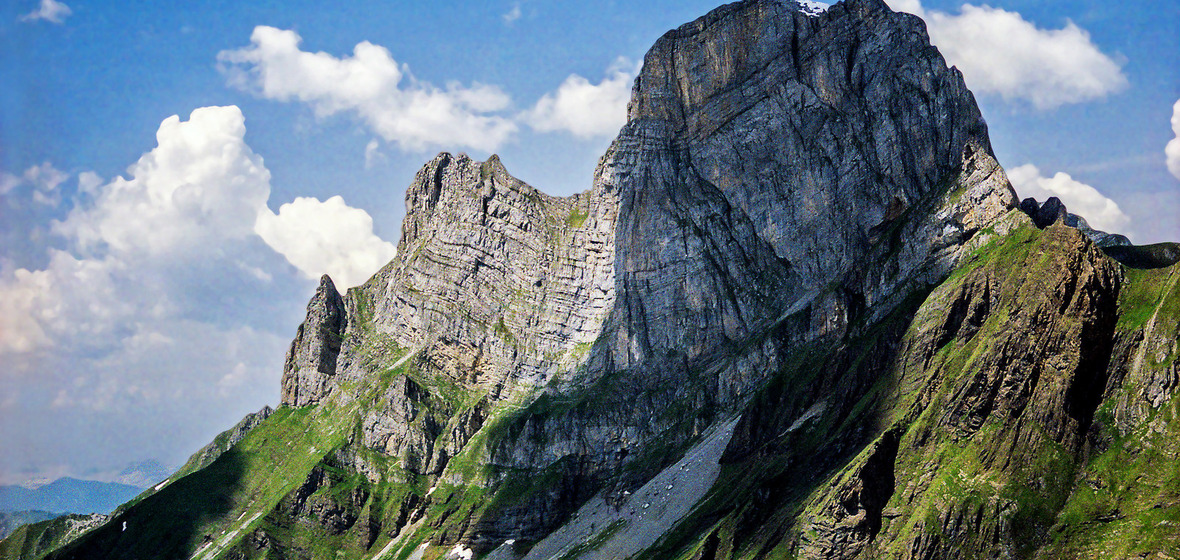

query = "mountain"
[[0, 479, 142, 516], [0, 513, 56, 542], [6, 0, 1180, 558], [109, 461, 172, 490], [0, 514, 106, 560]]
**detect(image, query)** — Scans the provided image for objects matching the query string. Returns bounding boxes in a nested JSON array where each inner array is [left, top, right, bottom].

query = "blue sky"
[[1, 0, 1177, 486]]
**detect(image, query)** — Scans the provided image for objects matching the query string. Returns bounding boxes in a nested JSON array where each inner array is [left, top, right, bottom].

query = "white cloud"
[[0, 173, 20, 195], [524, 58, 636, 138], [1, 107, 266, 356], [503, 2, 522, 24], [0, 105, 401, 483], [0, 162, 71, 205], [1167, 99, 1180, 181], [19, 0, 72, 24], [53, 106, 271, 257], [23, 162, 69, 192], [218, 26, 517, 152], [0, 249, 130, 354], [1007, 164, 1130, 233], [502, 2, 521, 24], [364, 139, 385, 169], [255, 195, 397, 288], [885, 0, 1126, 109], [3, 106, 395, 356], [75, 171, 104, 198], [886, 0, 923, 16]]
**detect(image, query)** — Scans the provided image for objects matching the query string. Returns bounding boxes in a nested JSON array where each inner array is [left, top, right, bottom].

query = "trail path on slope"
[[521, 416, 741, 560]]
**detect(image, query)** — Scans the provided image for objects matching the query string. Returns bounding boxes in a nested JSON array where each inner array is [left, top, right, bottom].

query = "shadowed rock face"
[[282, 275, 346, 407], [598, 0, 1013, 390]]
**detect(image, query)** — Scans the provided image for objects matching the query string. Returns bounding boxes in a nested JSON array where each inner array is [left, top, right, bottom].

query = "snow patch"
[[448, 544, 474, 560], [798, 0, 830, 16]]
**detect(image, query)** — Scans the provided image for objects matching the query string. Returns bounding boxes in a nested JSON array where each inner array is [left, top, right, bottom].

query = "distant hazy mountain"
[[0, 478, 141, 515], [110, 460, 171, 489]]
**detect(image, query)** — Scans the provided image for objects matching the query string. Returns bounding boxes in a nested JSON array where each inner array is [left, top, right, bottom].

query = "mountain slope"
[[0, 514, 106, 560], [9, 0, 1180, 559], [0, 513, 57, 541], [638, 221, 1180, 560]]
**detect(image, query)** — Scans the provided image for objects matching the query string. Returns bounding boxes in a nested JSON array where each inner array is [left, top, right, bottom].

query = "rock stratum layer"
[[12, 1, 1180, 559]]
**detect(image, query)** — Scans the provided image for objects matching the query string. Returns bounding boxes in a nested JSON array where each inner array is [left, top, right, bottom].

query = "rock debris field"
[[511, 416, 741, 560]]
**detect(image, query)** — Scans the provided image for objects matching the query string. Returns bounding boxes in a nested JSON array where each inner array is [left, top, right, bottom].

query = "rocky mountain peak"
[[599, 0, 1015, 378], [273, 0, 1022, 482], [52, 2, 1180, 559], [280, 274, 345, 407]]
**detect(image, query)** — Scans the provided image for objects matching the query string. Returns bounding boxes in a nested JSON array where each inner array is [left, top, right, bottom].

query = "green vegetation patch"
[[44, 403, 356, 560], [566, 206, 590, 229], [1116, 265, 1180, 334]]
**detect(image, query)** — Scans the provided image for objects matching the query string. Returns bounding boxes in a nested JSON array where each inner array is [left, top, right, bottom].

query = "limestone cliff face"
[[281, 275, 346, 407], [594, 0, 1013, 397], [281, 0, 1015, 413], [272, 0, 1017, 549], [344, 152, 617, 390]]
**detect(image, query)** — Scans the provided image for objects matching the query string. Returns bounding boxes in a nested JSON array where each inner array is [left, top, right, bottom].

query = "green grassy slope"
[[44, 404, 354, 560], [0, 514, 105, 560], [635, 224, 1180, 560]]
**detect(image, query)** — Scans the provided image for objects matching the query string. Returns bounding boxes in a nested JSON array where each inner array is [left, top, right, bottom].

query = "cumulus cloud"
[[0, 105, 400, 482], [885, 0, 923, 16], [2, 107, 264, 356], [19, 0, 71, 24], [218, 26, 517, 152], [0, 249, 130, 354], [1167, 99, 1180, 181], [1007, 164, 1130, 233], [75, 171, 104, 198], [255, 196, 397, 288], [524, 58, 637, 138], [3, 106, 395, 356], [885, 0, 1126, 109], [24, 162, 69, 201], [53, 107, 271, 257]]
